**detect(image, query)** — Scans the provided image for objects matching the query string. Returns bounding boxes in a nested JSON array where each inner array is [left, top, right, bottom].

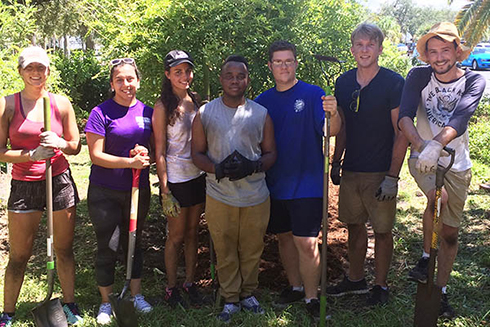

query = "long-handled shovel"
[[315, 54, 342, 326], [109, 168, 141, 327], [31, 97, 68, 327], [209, 234, 220, 306], [413, 147, 455, 327]]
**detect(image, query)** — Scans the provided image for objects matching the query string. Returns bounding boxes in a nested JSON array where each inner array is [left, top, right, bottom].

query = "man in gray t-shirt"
[[192, 55, 276, 323]]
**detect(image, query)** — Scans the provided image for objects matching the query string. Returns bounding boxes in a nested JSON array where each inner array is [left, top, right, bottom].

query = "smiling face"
[[165, 62, 193, 93], [219, 61, 249, 99], [268, 50, 298, 87], [351, 36, 383, 69], [426, 37, 460, 76], [19, 62, 49, 88], [110, 64, 140, 106]]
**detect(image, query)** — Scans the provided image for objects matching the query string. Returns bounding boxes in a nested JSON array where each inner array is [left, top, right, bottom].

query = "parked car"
[[461, 43, 490, 70]]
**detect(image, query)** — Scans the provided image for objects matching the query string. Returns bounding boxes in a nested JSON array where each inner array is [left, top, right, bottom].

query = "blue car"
[[461, 43, 490, 70]]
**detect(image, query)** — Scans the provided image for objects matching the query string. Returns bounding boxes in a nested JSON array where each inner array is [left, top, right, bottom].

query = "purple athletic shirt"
[[85, 98, 153, 191]]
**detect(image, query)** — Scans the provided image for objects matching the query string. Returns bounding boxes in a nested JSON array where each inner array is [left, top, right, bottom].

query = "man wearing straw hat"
[[398, 22, 486, 318]]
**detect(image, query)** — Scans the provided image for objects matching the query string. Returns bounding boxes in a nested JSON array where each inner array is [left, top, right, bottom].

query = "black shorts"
[[162, 174, 206, 208], [267, 198, 322, 237], [8, 168, 80, 213]]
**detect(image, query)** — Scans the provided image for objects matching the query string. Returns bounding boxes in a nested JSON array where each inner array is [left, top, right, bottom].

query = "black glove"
[[330, 160, 342, 185], [224, 150, 261, 181], [215, 152, 236, 182]]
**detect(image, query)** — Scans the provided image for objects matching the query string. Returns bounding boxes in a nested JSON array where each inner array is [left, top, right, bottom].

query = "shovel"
[[31, 96, 68, 327], [413, 147, 455, 327], [209, 233, 220, 306], [109, 168, 141, 327], [315, 53, 342, 326]]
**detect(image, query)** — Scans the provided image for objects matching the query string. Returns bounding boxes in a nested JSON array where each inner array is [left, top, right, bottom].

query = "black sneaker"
[[182, 283, 205, 307], [305, 299, 331, 321], [273, 286, 305, 307], [366, 285, 389, 306], [326, 276, 369, 297], [408, 257, 429, 283], [439, 293, 455, 319], [165, 287, 188, 309]]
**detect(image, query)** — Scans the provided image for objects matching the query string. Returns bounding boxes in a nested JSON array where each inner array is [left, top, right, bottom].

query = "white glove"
[[40, 131, 67, 150], [29, 146, 55, 161], [416, 140, 445, 173], [375, 175, 399, 201]]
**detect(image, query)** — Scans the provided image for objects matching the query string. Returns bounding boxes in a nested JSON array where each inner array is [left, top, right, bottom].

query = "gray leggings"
[[88, 183, 150, 287]]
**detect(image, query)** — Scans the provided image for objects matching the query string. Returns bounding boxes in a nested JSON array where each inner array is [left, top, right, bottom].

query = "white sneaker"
[[133, 294, 153, 313], [96, 302, 112, 325]]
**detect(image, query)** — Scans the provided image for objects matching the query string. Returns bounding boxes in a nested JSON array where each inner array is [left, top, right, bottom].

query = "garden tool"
[[414, 147, 455, 327]]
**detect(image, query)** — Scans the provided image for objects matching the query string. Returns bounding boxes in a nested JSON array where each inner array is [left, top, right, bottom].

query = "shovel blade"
[[414, 282, 441, 327], [31, 298, 68, 327], [109, 293, 138, 327]]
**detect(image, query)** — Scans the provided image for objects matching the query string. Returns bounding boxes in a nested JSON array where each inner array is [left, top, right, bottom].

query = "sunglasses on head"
[[110, 58, 135, 66]]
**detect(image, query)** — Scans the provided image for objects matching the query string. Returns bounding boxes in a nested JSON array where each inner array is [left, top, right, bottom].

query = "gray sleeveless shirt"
[[200, 97, 269, 207]]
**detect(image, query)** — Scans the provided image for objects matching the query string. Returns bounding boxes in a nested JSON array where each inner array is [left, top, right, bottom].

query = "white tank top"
[[166, 109, 203, 183]]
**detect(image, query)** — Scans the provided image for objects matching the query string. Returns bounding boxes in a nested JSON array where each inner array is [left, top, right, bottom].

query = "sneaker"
[[305, 299, 331, 321], [165, 287, 187, 309], [408, 257, 429, 283], [217, 302, 241, 323], [182, 283, 205, 307], [326, 276, 369, 297], [62, 303, 84, 325], [240, 295, 265, 314], [0, 313, 13, 327], [439, 293, 456, 319], [133, 294, 153, 313], [96, 303, 112, 325], [273, 286, 305, 307], [366, 285, 389, 306]]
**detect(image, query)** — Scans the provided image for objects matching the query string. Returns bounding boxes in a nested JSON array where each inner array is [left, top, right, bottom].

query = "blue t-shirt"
[[335, 67, 404, 172], [255, 80, 325, 200], [85, 98, 153, 191]]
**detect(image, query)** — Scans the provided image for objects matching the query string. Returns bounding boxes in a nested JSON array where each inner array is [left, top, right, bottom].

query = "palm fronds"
[[453, 0, 490, 48]]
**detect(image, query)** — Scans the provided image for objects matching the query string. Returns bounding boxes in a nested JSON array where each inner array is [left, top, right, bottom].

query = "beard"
[[431, 59, 457, 75]]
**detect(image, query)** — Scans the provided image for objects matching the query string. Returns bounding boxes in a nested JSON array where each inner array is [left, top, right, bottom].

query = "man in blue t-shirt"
[[324, 23, 407, 306], [399, 22, 485, 318], [255, 40, 341, 319]]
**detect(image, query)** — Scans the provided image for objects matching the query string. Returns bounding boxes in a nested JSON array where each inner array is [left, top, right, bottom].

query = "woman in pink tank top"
[[0, 46, 83, 325]]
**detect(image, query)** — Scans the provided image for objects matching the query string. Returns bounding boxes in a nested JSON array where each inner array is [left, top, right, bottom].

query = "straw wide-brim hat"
[[416, 22, 471, 63]]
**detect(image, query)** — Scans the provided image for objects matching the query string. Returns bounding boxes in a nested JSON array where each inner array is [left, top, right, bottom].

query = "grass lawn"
[[0, 144, 489, 327]]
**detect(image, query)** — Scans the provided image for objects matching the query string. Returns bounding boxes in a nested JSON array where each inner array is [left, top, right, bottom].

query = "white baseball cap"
[[18, 46, 50, 69]]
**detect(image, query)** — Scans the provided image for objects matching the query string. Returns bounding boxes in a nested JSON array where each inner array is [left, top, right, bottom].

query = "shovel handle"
[[431, 147, 455, 249]]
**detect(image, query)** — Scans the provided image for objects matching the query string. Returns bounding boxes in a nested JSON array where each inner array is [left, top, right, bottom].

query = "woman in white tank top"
[[152, 50, 206, 308]]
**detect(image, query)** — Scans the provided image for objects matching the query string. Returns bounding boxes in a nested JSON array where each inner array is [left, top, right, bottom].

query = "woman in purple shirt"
[[85, 58, 153, 324]]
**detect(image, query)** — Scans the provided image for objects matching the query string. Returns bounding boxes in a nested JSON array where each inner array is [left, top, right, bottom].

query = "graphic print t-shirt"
[[399, 66, 486, 171]]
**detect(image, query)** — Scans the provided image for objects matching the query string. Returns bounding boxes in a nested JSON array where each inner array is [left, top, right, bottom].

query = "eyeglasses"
[[271, 60, 296, 68], [110, 58, 135, 66], [350, 89, 360, 112]]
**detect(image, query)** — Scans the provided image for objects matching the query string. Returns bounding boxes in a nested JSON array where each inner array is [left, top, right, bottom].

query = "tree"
[[452, 0, 490, 47]]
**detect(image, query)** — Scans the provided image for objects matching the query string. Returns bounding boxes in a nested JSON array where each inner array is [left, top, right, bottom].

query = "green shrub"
[[53, 50, 108, 127]]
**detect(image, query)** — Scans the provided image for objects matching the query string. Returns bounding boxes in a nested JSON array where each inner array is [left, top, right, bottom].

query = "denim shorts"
[[8, 169, 80, 213]]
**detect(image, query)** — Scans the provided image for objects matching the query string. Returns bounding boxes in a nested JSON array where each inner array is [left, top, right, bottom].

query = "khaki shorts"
[[408, 158, 471, 228], [338, 171, 396, 233]]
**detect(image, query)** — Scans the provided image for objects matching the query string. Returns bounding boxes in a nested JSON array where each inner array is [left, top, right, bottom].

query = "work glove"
[[215, 152, 237, 182], [416, 140, 448, 174], [39, 131, 67, 150], [29, 145, 55, 161], [375, 175, 399, 201], [331, 160, 342, 185], [161, 191, 181, 217], [224, 150, 262, 181]]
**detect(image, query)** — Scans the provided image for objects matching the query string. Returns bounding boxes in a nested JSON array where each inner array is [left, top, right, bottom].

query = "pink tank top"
[[9, 92, 69, 181]]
